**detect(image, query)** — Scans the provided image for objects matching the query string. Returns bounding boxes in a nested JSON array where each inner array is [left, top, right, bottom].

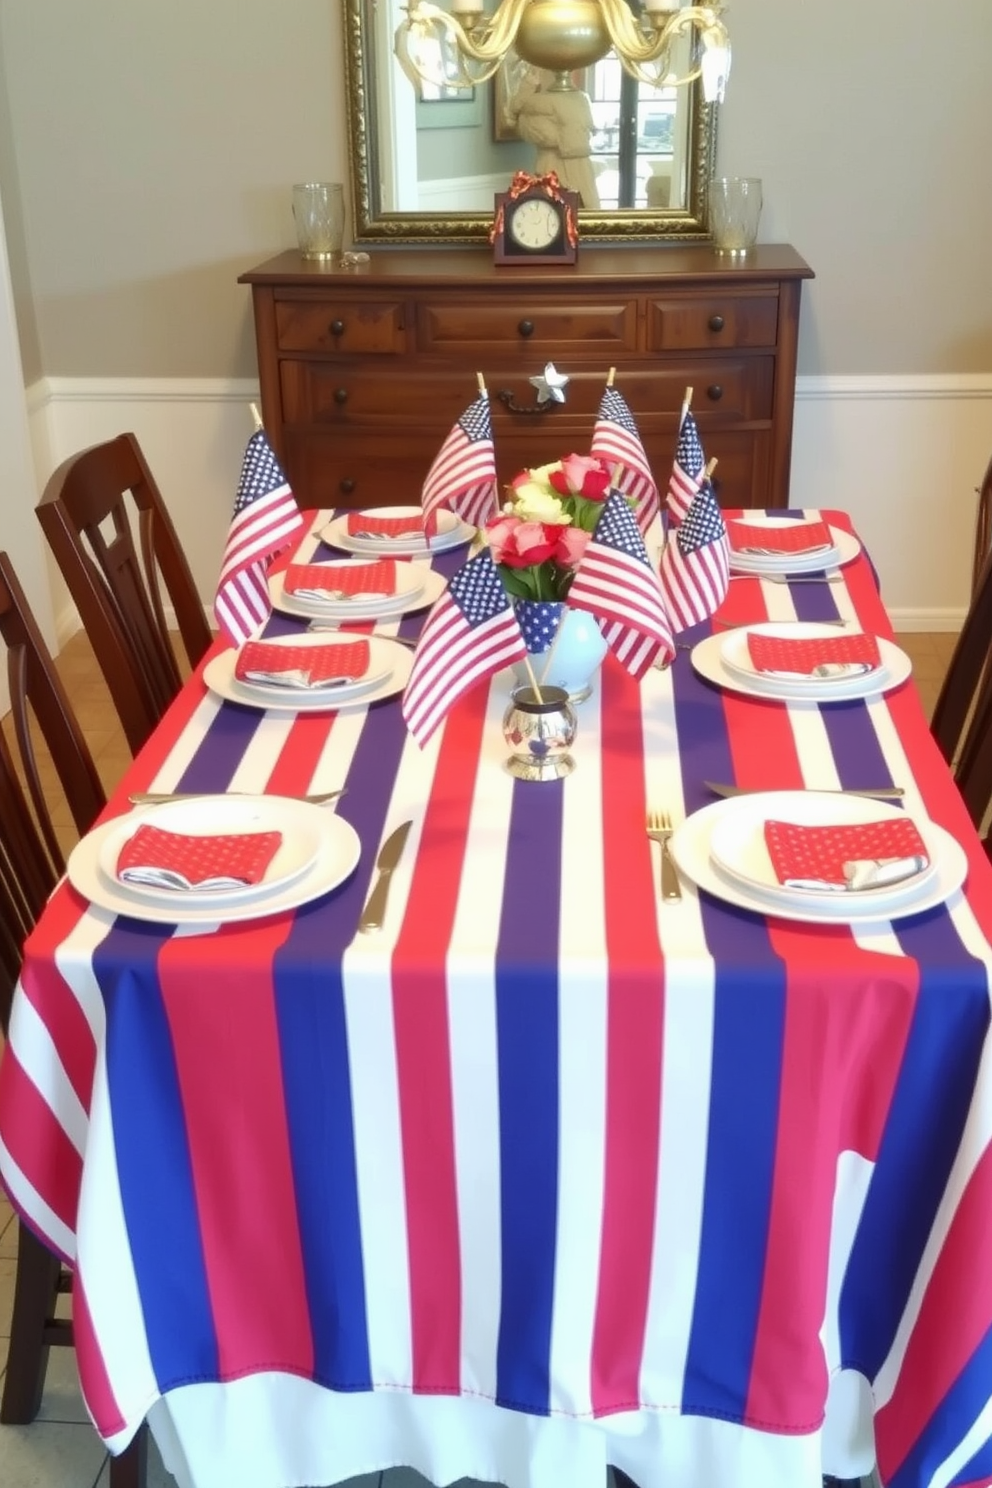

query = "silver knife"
[[128, 788, 346, 807], [358, 820, 413, 933], [705, 781, 905, 801]]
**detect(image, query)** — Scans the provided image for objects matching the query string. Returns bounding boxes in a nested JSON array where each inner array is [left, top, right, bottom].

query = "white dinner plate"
[[707, 790, 938, 911], [720, 621, 886, 691], [68, 798, 361, 925], [203, 634, 413, 713], [93, 795, 324, 909], [270, 562, 446, 622], [727, 521, 860, 575], [320, 506, 474, 557], [691, 629, 911, 703], [668, 797, 967, 925], [228, 632, 392, 705]]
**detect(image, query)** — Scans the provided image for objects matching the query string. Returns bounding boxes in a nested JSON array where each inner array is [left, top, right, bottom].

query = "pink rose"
[[554, 525, 592, 568], [485, 513, 522, 564], [499, 520, 560, 568], [548, 453, 612, 499]]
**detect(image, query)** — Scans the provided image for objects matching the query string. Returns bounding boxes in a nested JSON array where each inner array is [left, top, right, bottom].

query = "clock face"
[[508, 197, 562, 251]]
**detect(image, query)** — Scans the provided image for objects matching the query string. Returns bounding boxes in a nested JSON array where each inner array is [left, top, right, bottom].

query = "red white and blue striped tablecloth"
[[2, 510, 992, 1488]]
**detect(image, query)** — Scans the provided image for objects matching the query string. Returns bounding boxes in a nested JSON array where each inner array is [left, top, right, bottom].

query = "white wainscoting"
[[18, 372, 992, 649]]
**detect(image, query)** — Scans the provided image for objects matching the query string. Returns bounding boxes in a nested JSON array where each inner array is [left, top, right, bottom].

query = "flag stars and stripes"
[[566, 491, 674, 676], [591, 387, 660, 536], [659, 479, 730, 632], [422, 393, 499, 533], [214, 430, 303, 647], [667, 412, 706, 527]]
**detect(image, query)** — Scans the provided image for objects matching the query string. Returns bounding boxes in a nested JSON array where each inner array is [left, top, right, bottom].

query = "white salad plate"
[[727, 519, 860, 575], [204, 634, 412, 713], [320, 506, 474, 557], [67, 795, 361, 924], [691, 625, 911, 703], [668, 794, 967, 925], [270, 560, 445, 622]]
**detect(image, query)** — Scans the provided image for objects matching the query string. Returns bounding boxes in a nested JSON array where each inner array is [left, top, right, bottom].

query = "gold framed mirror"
[[343, 0, 719, 245]]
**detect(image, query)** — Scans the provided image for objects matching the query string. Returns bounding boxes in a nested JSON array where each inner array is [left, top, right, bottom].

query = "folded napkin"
[[346, 512, 425, 540], [235, 639, 371, 690], [118, 824, 282, 892], [746, 632, 882, 680], [763, 817, 929, 893], [284, 559, 398, 601], [729, 519, 834, 556]]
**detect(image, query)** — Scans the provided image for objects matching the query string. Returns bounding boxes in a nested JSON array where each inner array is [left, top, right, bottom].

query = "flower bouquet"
[[484, 454, 620, 699]]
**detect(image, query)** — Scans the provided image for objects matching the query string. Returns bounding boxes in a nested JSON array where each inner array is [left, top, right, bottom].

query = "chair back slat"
[[931, 545, 992, 768], [36, 433, 211, 753]]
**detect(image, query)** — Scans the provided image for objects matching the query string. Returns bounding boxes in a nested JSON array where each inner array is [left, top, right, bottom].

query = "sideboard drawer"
[[418, 299, 638, 355], [647, 293, 779, 351], [275, 297, 407, 355]]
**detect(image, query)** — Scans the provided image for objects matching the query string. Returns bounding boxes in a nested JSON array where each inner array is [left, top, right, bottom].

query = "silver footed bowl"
[[502, 685, 577, 782]]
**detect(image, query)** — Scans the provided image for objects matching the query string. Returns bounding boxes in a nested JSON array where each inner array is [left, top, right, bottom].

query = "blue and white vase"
[[511, 599, 608, 704]]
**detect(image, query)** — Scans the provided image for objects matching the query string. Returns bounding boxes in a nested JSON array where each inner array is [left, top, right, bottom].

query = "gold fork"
[[646, 808, 681, 901]]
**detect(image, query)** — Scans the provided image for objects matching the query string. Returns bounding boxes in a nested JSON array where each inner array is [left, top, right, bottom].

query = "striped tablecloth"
[[2, 510, 992, 1488]]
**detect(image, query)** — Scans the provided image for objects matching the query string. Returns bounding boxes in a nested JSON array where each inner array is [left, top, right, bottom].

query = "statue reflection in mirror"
[[501, 65, 601, 208]]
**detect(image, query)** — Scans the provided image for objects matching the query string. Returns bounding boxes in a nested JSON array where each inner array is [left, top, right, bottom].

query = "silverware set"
[[645, 808, 681, 901], [129, 787, 347, 807], [307, 622, 420, 648]]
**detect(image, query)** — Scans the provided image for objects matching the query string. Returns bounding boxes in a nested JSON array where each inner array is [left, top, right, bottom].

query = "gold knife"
[[705, 781, 904, 801], [128, 788, 346, 806], [358, 819, 413, 933]]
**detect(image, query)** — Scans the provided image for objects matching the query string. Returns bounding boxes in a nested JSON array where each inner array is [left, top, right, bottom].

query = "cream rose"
[[511, 485, 570, 524]]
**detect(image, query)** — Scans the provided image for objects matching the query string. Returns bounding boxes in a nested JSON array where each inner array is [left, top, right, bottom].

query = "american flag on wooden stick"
[[422, 393, 499, 534], [402, 549, 527, 746], [660, 477, 730, 631], [214, 429, 303, 646], [566, 490, 674, 677], [590, 386, 659, 535], [668, 409, 706, 527]]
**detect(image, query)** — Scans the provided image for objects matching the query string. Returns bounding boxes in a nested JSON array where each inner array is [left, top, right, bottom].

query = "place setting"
[[690, 620, 912, 702], [202, 632, 414, 713], [269, 554, 447, 623], [725, 514, 861, 576], [666, 788, 968, 925], [319, 504, 475, 558], [65, 792, 362, 926]]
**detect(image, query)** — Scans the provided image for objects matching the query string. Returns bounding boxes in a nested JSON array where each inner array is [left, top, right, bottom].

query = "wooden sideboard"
[[239, 245, 813, 512]]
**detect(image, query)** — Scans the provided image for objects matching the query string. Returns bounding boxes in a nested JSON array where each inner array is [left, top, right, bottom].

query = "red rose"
[[499, 520, 560, 568]]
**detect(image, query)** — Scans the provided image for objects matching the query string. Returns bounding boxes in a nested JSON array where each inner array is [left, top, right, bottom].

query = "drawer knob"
[[707, 384, 724, 402], [517, 319, 535, 338], [339, 478, 356, 494], [708, 314, 725, 333], [330, 318, 346, 337], [334, 387, 348, 405]]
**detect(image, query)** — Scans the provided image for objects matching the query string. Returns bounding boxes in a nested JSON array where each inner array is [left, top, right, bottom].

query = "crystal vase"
[[511, 599, 608, 704]]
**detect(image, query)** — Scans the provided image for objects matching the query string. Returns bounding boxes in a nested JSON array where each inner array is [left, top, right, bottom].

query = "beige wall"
[[0, 0, 990, 380]]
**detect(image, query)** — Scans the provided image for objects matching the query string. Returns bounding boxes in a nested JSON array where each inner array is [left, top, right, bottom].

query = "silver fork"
[[646, 808, 681, 901]]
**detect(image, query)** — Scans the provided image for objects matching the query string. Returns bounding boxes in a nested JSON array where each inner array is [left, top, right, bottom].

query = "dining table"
[[2, 506, 992, 1488]]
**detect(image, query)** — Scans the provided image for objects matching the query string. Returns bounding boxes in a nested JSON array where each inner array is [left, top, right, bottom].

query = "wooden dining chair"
[[973, 450, 992, 600], [36, 432, 212, 754], [0, 552, 147, 1488], [930, 544, 992, 777]]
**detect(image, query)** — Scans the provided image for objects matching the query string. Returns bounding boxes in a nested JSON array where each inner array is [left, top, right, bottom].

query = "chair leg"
[[109, 1424, 148, 1488], [0, 1222, 63, 1423]]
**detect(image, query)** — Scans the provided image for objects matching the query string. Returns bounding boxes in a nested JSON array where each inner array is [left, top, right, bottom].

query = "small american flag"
[[668, 410, 706, 526], [402, 549, 527, 746], [659, 478, 730, 631], [590, 386, 659, 535], [214, 430, 302, 646], [566, 490, 674, 677], [422, 393, 499, 533]]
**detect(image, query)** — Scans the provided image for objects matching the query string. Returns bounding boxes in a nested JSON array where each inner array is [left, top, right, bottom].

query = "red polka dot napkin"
[[118, 824, 282, 892], [284, 559, 399, 599], [235, 639, 371, 690], [764, 817, 929, 892], [729, 519, 834, 555], [346, 512, 425, 540], [746, 632, 882, 678]]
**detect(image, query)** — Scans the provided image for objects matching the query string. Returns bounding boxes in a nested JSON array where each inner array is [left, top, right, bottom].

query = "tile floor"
[[0, 626, 957, 1487]]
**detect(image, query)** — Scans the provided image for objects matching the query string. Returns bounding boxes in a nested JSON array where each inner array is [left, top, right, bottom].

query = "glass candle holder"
[[708, 176, 762, 256], [502, 685, 577, 782], [292, 182, 345, 260]]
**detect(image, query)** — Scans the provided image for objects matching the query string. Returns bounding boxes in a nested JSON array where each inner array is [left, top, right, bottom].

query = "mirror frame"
[[343, 0, 719, 245]]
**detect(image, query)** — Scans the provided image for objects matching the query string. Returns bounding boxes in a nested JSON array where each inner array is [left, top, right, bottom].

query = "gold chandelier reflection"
[[395, 0, 730, 100]]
